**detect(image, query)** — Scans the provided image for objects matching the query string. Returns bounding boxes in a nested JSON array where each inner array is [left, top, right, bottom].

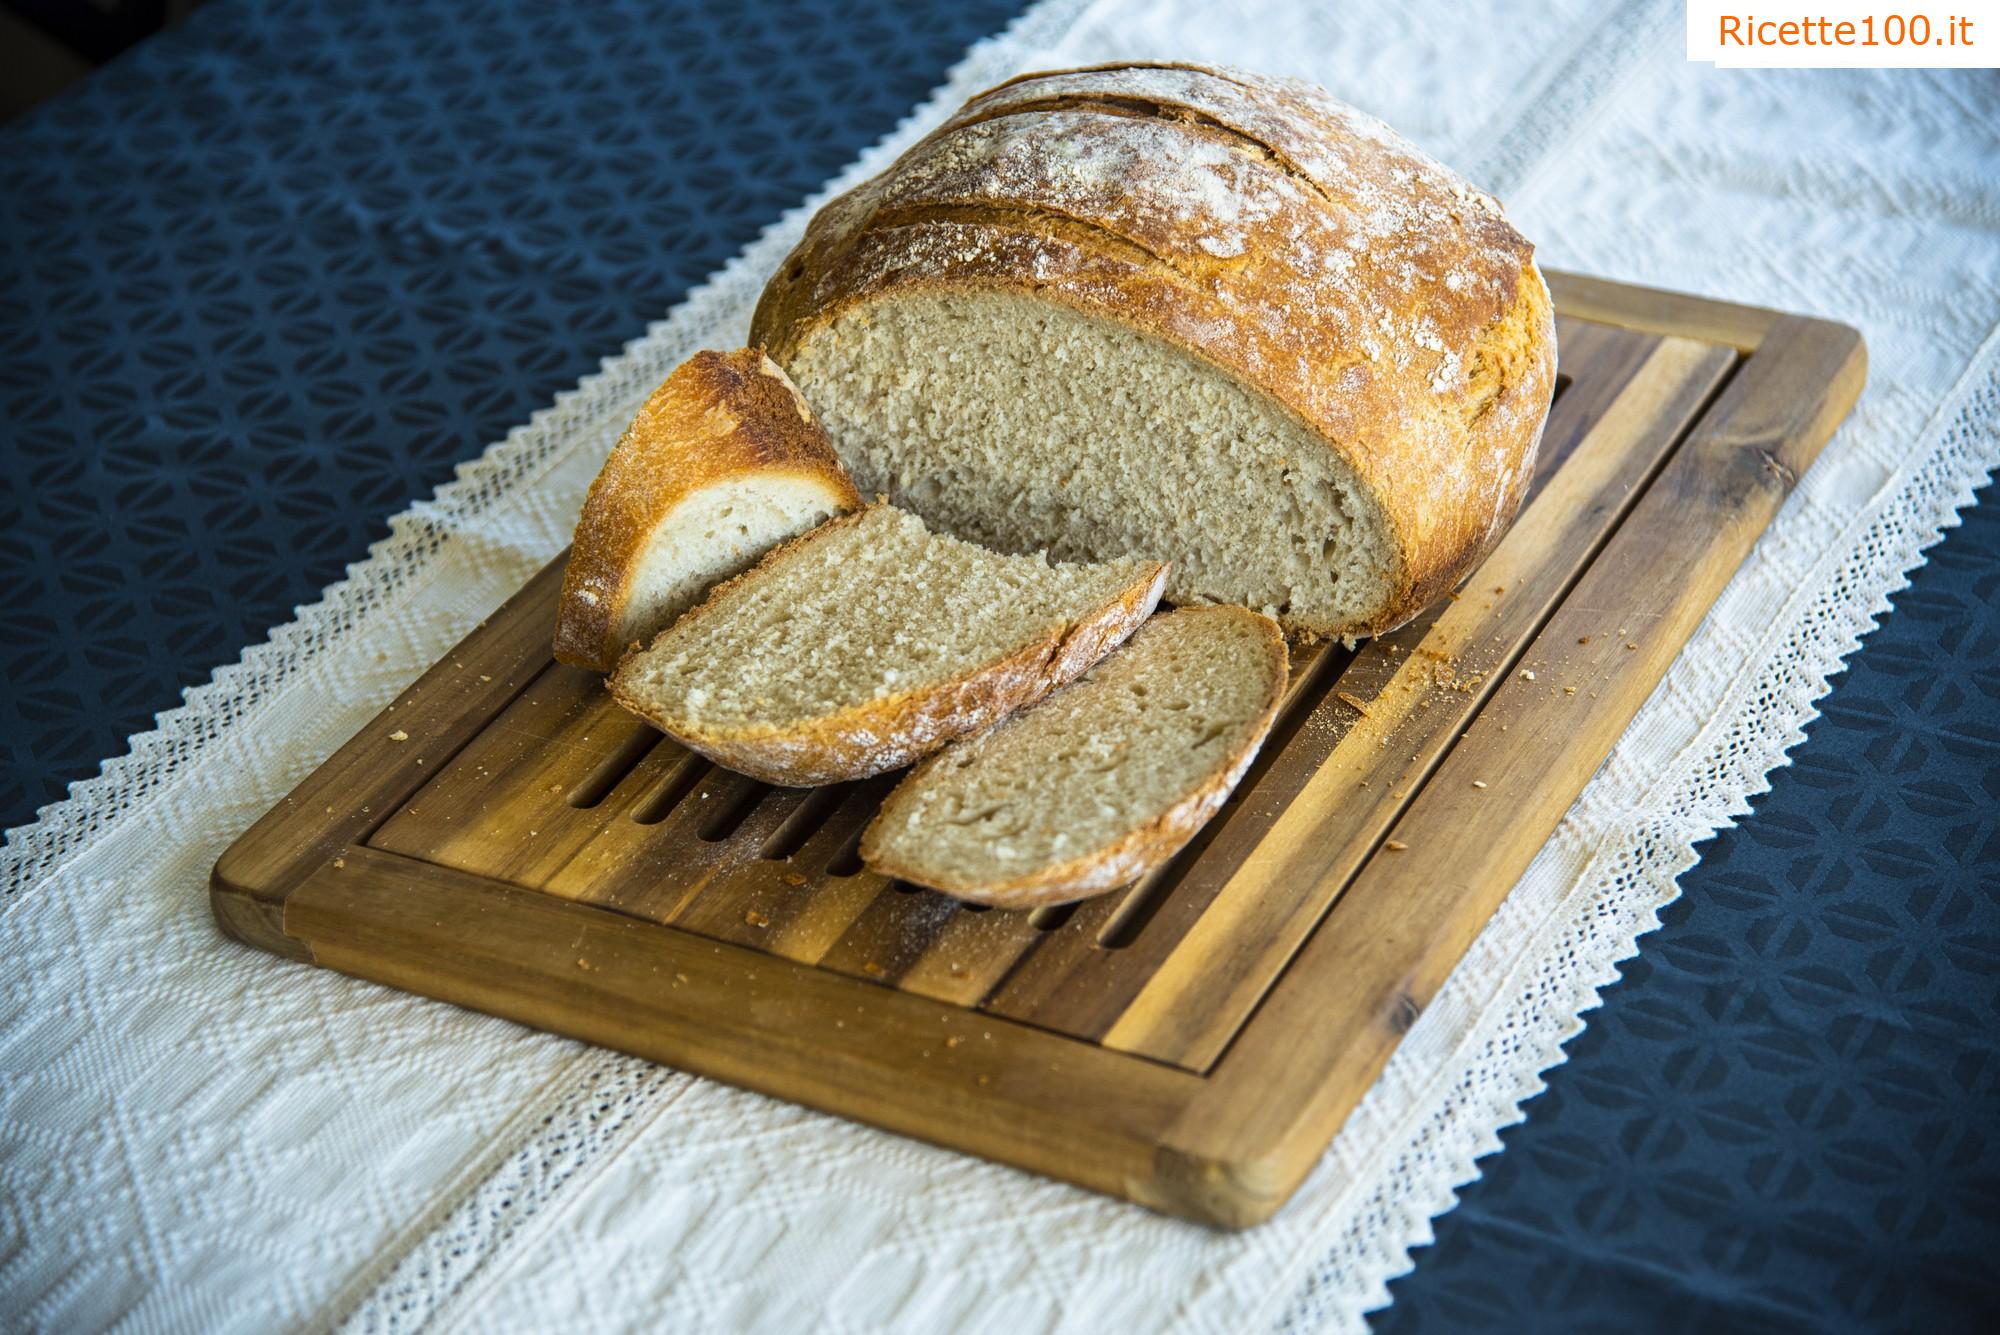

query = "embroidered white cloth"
[[3, 0, 1995, 1330]]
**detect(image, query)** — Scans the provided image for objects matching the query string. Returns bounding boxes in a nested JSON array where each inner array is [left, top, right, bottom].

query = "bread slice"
[[861, 605, 1287, 908], [608, 506, 1167, 785], [553, 348, 861, 672]]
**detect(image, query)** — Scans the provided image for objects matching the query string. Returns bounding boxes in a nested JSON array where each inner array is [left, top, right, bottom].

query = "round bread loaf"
[[750, 62, 1556, 640]]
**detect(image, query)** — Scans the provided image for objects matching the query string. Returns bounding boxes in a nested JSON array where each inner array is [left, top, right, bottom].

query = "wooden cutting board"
[[213, 273, 1864, 1228]]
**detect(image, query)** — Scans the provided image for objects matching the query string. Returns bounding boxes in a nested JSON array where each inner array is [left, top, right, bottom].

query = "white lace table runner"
[[3, 1, 1995, 1331]]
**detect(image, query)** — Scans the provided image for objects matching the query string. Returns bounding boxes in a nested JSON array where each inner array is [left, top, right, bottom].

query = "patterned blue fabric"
[[0, 0, 1031, 829], [4, 2, 1996, 1330]]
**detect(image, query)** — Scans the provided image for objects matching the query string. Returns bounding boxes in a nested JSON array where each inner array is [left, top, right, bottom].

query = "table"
[[3, 1, 1995, 1329]]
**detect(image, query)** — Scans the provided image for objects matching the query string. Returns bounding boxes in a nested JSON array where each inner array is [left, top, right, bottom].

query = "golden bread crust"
[[553, 348, 861, 671]]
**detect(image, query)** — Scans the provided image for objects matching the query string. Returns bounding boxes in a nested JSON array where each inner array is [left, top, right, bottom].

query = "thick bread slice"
[[554, 348, 861, 672], [752, 63, 1557, 641], [608, 506, 1167, 786], [861, 605, 1287, 908]]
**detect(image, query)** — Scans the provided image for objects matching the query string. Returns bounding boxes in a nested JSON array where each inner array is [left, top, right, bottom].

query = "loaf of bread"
[[553, 348, 861, 672], [751, 63, 1556, 641], [608, 506, 1167, 786], [861, 605, 1287, 907]]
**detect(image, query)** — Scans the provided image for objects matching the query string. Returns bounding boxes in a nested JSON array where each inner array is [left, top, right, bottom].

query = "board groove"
[[213, 274, 1865, 1227]]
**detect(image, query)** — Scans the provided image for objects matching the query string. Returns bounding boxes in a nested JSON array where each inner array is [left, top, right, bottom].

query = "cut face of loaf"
[[861, 605, 1288, 908], [752, 62, 1559, 640], [788, 290, 1399, 632], [608, 506, 1167, 786], [554, 348, 861, 672]]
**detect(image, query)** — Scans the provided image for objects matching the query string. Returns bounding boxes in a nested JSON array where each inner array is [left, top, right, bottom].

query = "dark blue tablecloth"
[[4, 2, 1995, 1329]]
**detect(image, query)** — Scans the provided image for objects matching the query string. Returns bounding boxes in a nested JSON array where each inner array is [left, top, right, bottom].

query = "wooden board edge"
[[1545, 269, 1782, 354], [1775, 313, 1869, 446], [277, 846, 1244, 1222], [1149, 1139, 1304, 1229], [210, 862, 314, 962]]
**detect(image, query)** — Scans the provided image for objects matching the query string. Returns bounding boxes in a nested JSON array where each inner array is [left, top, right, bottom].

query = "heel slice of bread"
[[861, 605, 1287, 908], [609, 506, 1167, 786], [554, 348, 860, 672]]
